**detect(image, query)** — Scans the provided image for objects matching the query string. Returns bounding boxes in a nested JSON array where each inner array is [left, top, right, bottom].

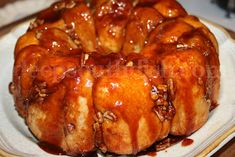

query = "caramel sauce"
[[38, 142, 66, 155], [137, 135, 187, 156], [181, 138, 194, 147], [148, 152, 157, 156], [38, 136, 190, 156], [137, 143, 156, 156], [136, 0, 157, 8], [210, 102, 219, 111], [38, 6, 62, 23], [38, 142, 98, 157], [124, 113, 139, 154]]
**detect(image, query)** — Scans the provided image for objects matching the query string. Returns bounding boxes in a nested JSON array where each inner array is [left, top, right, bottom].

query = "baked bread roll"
[[10, 0, 220, 155]]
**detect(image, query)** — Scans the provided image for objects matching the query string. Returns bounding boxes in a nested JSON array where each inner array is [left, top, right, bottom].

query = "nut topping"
[[93, 122, 102, 144], [157, 84, 167, 92], [53, 1, 76, 11], [206, 99, 211, 105], [167, 78, 175, 101], [53, 2, 66, 11], [151, 86, 158, 100], [156, 138, 171, 151], [103, 111, 117, 121], [96, 112, 104, 124], [152, 82, 176, 122], [65, 1, 76, 9], [153, 102, 175, 122], [153, 105, 166, 122], [74, 39, 81, 46], [197, 77, 203, 86], [67, 123, 75, 133], [93, 111, 117, 152], [29, 19, 44, 30], [126, 61, 133, 67], [35, 30, 42, 40], [34, 82, 48, 102], [95, 111, 117, 123], [93, 122, 107, 153], [99, 143, 108, 153]]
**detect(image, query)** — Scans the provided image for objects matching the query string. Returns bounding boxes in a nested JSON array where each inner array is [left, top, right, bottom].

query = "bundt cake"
[[10, 0, 220, 156]]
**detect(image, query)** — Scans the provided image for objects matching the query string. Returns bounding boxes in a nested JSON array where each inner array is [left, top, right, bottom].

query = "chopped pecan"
[[126, 61, 133, 67], [103, 111, 117, 122], [29, 19, 44, 30], [65, 1, 76, 9], [197, 77, 203, 86], [35, 30, 42, 40], [167, 79, 175, 101], [151, 80, 176, 122], [67, 123, 75, 133], [153, 105, 166, 122], [99, 143, 108, 153], [93, 122, 102, 145], [53, 1, 76, 11], [93, 122, 107, 153], [33, 82, 48, 102], [96, 112, 104, 124], [153, 102, 175, 122], [53, 2, 66, 11], [206, 99, 211, 105], [166, 102, 176, 120], [156, 138, 171, 151], [74, 39, 81, 46], [151, 86, 159, 100], [157, 84, 167, 92]]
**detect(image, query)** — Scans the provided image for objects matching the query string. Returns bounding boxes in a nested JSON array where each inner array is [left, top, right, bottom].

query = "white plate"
[[0, 0, 57, 28], [0, 20, 234, 157]]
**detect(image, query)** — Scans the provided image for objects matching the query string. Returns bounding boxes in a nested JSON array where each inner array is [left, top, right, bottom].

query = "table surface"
[[0, 1, 234, 156]]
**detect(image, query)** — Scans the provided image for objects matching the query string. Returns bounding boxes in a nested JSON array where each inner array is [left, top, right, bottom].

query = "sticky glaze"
[[11, 0, 219, 156], [181, 138, 194, 147]]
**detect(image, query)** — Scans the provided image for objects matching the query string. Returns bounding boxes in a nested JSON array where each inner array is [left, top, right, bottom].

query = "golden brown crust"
[[153, 0, 187, 18], [11, 0, 220, 155], [94, 0, 132, 54], [63, 2, 97, 53], [122, 7, 163, 55], [161, 49, 209, 135], [93, 68, 170, 154], [63, 70, 95, 154]]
